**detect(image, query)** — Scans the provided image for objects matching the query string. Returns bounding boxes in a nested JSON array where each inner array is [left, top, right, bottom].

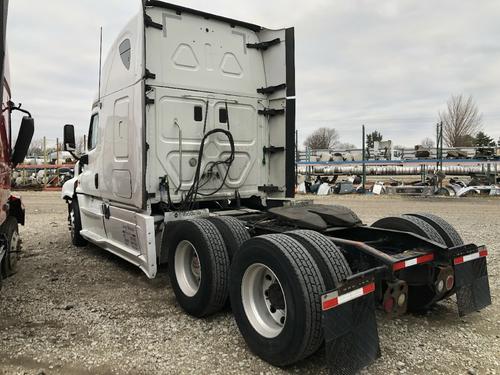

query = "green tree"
[[474, 131, 496, 147], [366, 131, 383, 148]]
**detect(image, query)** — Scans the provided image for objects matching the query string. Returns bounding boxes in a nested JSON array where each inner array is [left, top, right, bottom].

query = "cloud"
[[6, 0, 500, 147]]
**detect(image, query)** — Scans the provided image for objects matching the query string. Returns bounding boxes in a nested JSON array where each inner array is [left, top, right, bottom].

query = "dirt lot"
[[0, 192, 499, 375]]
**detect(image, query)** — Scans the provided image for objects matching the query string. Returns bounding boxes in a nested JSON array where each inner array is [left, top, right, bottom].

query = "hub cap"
[[174, 240, 201, 297], [397, 293, 406, 307], [241, 263, 287, 338]]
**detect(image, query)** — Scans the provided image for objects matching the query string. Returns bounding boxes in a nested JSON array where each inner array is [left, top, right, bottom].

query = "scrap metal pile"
[[297, 172, 500, 197]]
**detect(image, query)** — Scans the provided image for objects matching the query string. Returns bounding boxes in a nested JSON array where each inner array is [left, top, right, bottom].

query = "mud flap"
[[321, 274, 380, 375], [453, 247, 491, 316]]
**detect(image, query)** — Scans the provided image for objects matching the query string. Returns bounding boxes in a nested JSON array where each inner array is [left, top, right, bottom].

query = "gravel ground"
[[0, 192, 498, 375]]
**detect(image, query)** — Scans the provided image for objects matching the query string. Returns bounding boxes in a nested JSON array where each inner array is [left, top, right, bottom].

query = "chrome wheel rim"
[[241, 263, 287, 338], [174, 240, 201, 297]]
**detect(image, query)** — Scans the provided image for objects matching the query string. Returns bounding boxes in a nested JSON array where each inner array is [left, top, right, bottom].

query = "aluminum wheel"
[[174, 240, 201, 297], [8, 230, 19, 270], [69, 209, 76, 240], [241, 263, 287, 338]]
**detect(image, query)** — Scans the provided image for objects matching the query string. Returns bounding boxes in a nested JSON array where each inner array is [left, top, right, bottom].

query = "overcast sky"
[[6, 0, 500, 148]]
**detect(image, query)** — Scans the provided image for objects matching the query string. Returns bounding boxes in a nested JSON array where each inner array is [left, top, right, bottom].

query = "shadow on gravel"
[[82, 243, 144, 276]]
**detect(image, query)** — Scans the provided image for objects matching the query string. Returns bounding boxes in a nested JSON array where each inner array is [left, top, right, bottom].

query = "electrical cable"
[[162, 100, 235, 211], [179, 127, 235, 210]]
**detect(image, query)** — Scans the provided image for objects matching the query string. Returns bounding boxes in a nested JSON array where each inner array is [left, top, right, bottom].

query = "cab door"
[[77, 112, 107, 239]]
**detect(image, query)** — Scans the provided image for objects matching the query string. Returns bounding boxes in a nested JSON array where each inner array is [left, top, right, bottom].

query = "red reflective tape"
[[393, 253, 434, 271], [363, 283, 376, 294], [393, 261, 405, 271], [322, 298, 339, 311], [454, 249, 488, 265], [322, 282, 376, 311], [416, 253, 435, 264]]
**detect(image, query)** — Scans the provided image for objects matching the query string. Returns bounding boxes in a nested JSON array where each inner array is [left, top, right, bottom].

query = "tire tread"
[[190, 219, 230, 315], [406, 213, 463, 247], [286, 230, 351, 290], [206, 216, 250, 259], [256, 234, 325, 362]]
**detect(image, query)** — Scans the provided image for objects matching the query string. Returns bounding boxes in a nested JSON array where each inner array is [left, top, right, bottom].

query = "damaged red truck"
[[0, 0, 34, 287]]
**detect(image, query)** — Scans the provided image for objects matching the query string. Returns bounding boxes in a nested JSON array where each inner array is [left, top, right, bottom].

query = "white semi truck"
[[62, 2, 491, 373]]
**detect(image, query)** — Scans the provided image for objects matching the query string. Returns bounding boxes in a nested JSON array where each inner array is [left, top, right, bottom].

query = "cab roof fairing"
[[92, 13, 145, 108]]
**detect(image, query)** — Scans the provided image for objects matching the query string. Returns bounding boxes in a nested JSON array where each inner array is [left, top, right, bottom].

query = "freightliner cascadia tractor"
[[61, 2, 491, 373], [0, 0, 35, 288]]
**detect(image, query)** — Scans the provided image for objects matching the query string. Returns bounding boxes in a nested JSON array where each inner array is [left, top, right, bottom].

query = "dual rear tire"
[[230, 232, 351, 366], [371, 213, 463, 311], [167, 218, 230, 318], [167, 217, 351, 366]]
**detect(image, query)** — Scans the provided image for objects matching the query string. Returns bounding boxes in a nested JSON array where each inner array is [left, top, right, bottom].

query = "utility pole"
[[56, 137, 60, 186], [43, 136, 47, 188], [362, 125, 366, 192], [295, 129, 298, 187], [436, 122, 443, 188]]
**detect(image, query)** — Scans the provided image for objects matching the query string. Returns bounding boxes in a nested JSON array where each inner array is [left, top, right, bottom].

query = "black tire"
[[405, 213, 463, 247], [0, 217, 20, 277], [230, 234, 325, 366], [167, 219, 230, 318], [372, 215, 446, 311], [206, 216, 250, 260], [285, 230, 351, 291], [69, 199, 87, 247], [371, 215, 445, 245]]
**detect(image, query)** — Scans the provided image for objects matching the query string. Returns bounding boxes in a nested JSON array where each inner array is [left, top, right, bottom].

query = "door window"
[[88, 114, 99, 150]]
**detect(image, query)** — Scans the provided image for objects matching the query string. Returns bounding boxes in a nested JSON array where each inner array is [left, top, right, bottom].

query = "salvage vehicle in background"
[[0, 0, 35, 288], [61, 2, 491, 373]]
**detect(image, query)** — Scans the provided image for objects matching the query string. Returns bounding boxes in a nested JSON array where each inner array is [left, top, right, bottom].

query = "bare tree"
[[421, 137, 435, 149], [76, 136, 87, 154], [439, 94, 482, 147], [27, 138, 44, 157], [336, 142, 357, 150], [304, 127, 339, 150]]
